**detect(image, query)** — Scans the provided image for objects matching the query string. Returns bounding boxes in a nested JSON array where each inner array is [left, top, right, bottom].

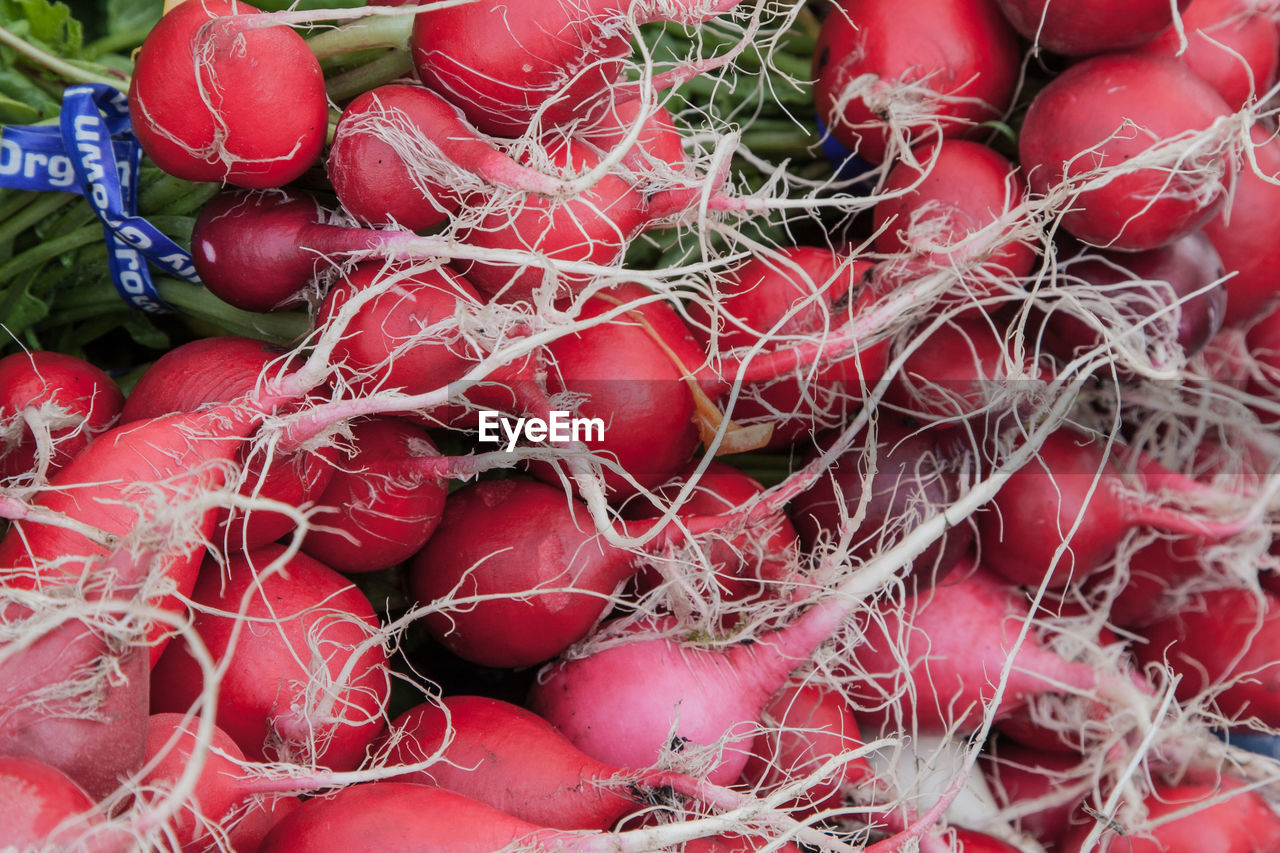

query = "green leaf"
[[119, 310, 169, 349], [0, 0, 84, 58], [0, 89, 41, 122], [0, 67, 59, 118], [104, 0, 158, 35]]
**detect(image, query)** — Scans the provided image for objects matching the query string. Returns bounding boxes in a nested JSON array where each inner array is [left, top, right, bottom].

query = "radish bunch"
[[8, 0, 1280, 850]]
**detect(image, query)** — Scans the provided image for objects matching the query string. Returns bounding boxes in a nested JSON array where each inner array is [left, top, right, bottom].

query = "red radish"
[[844, 561, 1109, 733], [408, 478, 738, 668], [688, 247, 887, 449], [128, 0, 327, 188], [579, 99, 689, 179], [121, 336, 337, 551], [1018, 54, 1233, 251], [300, 417, 448, 574], [1138, 0, 1280, 110], [191, 190, 384, 313], [410, 0, 742, 136], [1057, 776, 1280, 852], [384, 695, 741, 830], [449, 138, 646, 303], [1094, 534, 1207, 628], [1043, 232, 1227, 363], [873, 140, 1035, 285], [739, 682, 871, 816], [141, 713, 260, 849], [149, 544, 390, 770], [975, 429, 1245, 589], [0, 350, 124, 481], [884, 316, 1041, 424], [790, 420, 974, 584], [951, 828, 1022, 852], [1204, 128, 1280, 328], [621, 462, 799, 605], [1134, 587, 1280, 728], [994, 0, 1192, 56], [528, 599, 852, 787], [981, 744, 1089, 849], [0, 757, 103, 847], [812, 0, 1019, 164], [1246, 303, 1280, 411], [328, 84, 563, 231]]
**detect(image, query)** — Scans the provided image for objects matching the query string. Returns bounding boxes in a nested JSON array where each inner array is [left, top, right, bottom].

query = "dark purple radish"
[[873, 140, 1035, 287], [128, 0, 327, 188], [621, 462, 799, 606], [528, 599, 849, 787], [407, 478, 740, 669], [739, 682, 871, 816], [121, 336, 338, 551], [301, 418, 448, 574], [790, 420, 974, 584], [328, 84, 564, 231], [687, 247, 889, 449], [410, 0, 742, 136], [191, 190, 385, 312], [1135, 587, 1280, 728], [383, 696, 741, 830], [1044, 233, 1227, 363], [976, 429, 1248, 589], [884, 316, 1042, 424], [994, 0, 1192, 56], [450, 137, 648, 304], [843, 561, 1112, 734]]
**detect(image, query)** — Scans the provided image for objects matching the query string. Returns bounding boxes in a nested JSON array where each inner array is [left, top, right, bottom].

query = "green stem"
[[153, 279, 311, 345], [0, 225, 101, 283], [325, 49, 413, 103], [0, 191, 43, 234], [0, 24, 131, 89], [0, 193, 80, 248], [85, 26, 156, 58], [306, 14, 413, 59]]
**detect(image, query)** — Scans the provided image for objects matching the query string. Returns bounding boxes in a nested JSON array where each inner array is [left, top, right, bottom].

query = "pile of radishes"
[[7, 0, 1280, 850]]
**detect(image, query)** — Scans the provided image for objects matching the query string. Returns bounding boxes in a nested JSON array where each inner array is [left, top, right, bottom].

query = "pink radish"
[[790, 419, 974, 584], [739, 682, 871, 816], [813, 0, 1019, 164], [975, 428, 1246, 589], [299, 417, 448, 574], [409, 0, 742, 136], [982, 743, 1089, 849], [121, 336, 337, 551], [0, 757, 103, 847], [1204, 128, 1280, 328], [688, 246, 887, 449], [994, 0, 1192, 56], [328, 83, 563, 231], [873, 140, 1035, 286], [128, 0, 327, 188], [149, 544, 390, 770], [1134, 586, 1280, 728], [1018, 54, 1233, 251], [1138, 0, 1280, 110], [0, 350, 124, 481]]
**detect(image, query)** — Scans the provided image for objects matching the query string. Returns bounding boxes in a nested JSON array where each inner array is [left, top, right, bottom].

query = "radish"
[[739, 682, 871, 816], [872, 140, 1035, 288], [688, 246, 887, 449], [409, 0, 743, 136], [128, 0, 327, 188], [981, 743, 1089, 849], [1134, 586, 1280, 728], [1018, 54, 1233, 251], [149, 544, 390, 770], [1138, 0, 1280, 111], [1058, 776, 1280, 852], [994, 0, 1192, 56], [121, 336, 337, 552], [328, 83, 564, 231], [975, 428, 1247, 589], [812, 0, 1019, 164], [790, 420, 974, 584], [1204, 128, 1280, 328], [0, 350, 124, 482], [0, 757, 103, 848], [299, 417, 448, 574], [1042, 232, 1227, 365]]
